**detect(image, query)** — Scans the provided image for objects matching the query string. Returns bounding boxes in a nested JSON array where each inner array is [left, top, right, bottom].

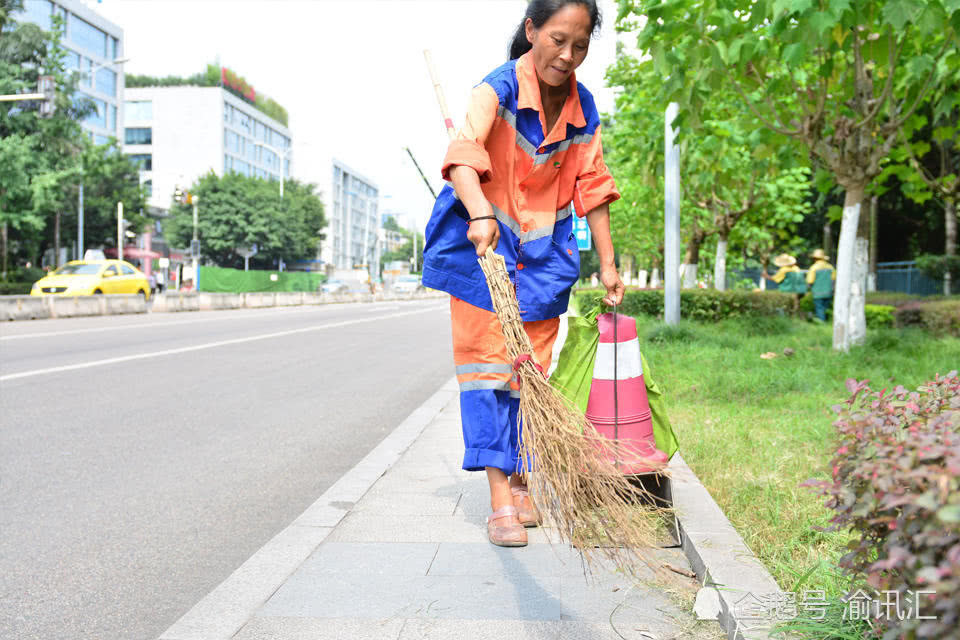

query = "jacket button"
[[517, 263, 525, 270], [521, 224, 529, 232]]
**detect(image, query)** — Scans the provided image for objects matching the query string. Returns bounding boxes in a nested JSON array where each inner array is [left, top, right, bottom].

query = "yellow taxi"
[[31, 260, 151, 300]]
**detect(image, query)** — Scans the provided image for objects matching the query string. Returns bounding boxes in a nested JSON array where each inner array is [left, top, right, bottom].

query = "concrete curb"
[[670, 454, 785, 640], [0, 294, 148, 321], [158, 378, 459, 640], [0, 290, 446, 321]]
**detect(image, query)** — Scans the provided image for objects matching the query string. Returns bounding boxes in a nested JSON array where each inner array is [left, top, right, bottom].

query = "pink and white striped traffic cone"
[[585, 312, 668, 474]]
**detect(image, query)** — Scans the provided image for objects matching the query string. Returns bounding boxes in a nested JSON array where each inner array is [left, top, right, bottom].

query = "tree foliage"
[[618, 0, 960, 349], [605, 51, 813, 285], [0, 3, 145, 273], [164, 172, 326, 270]]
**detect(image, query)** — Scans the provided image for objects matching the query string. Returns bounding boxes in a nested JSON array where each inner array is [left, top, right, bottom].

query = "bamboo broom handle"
[[424, 50, 457, 141]]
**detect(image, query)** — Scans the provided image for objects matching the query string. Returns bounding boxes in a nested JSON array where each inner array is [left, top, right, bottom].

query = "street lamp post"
[[254, 142, 291, 199]]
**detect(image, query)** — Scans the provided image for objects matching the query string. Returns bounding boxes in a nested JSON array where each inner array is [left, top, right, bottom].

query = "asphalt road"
[[0, 299, 454, 640]]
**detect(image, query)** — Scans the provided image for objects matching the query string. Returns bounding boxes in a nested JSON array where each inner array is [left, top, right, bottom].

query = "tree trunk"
[[823, 222, 833, 259], [868, 195, 878, 292], [683, 234, 702, 289], [833, 186, 865, 352], [650, 268, 660, 289], [714, 234, 728, 291], [54, 211, 61, 268], [945, 200, 956, 296], [850, 235, 869, 346], [621, 254, 634, 286]]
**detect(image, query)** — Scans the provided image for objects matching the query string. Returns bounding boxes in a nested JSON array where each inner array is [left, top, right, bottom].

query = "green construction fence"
[[198, 266, 326, 293]]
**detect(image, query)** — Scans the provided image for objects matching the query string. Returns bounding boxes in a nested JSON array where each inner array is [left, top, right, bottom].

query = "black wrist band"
[[467, 215, 496, 224]]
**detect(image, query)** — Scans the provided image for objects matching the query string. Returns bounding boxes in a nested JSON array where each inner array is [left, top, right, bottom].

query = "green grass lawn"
[[635, 316, 960, 600]]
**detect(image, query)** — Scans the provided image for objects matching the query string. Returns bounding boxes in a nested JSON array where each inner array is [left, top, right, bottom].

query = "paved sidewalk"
[[161, 316, 732, 640], [221, 386, 712, 640]]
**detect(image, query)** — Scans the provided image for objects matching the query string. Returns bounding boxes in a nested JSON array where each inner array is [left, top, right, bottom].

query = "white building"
[[324, 160, 380, 274], [18, 0, 125, 145], [122, 85, 292, 213]]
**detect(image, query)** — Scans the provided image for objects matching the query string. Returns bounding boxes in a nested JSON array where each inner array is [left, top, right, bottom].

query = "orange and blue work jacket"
[[422, 51, 620, 321]]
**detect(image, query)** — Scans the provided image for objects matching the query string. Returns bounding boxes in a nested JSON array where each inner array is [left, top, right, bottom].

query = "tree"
[[605, 54, 812, 289], [380, 216, 424, 273], [0, 4, 136, 271], [621, 0, 960, 350], [164, 172, 326, 269]]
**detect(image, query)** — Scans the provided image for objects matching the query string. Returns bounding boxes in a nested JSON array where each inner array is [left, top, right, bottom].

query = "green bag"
[[550, 303, 679, 460]]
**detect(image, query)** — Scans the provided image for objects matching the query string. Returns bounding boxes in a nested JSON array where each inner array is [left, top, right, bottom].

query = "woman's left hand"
[[600, 268, 624, 306]]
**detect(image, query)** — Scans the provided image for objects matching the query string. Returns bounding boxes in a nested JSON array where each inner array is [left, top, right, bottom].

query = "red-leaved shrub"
[[805, 372, 960, 639]]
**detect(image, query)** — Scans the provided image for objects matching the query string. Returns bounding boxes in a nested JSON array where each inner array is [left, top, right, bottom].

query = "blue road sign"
[[573, 215, 591, 251]]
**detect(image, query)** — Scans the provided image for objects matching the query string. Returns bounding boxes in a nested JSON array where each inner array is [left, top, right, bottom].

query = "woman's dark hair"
[[508, 0, 601, 60]]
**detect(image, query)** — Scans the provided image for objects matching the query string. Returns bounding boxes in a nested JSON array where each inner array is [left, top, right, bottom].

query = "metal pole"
[[78, 182, 84, 259], [117, 202, 124, 262], [405, 147, 437, 199], [192, 199, 199, 291], [664, 103, 681, 325], [279, 150, 285, 200]]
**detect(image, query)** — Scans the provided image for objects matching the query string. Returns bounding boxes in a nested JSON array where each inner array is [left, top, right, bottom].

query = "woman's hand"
[[600, 267, 624, 306], [467, 217, 500, 257]]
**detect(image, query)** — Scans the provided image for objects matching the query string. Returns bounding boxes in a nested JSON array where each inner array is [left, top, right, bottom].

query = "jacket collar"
[[516, 51, 587, 144]]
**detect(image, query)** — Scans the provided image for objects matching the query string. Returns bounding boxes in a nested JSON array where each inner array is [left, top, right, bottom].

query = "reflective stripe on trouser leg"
[[450, 296, 560, 475]]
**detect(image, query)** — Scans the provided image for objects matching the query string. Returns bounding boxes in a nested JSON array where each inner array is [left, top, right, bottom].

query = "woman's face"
[[525, 4, 592, 88]]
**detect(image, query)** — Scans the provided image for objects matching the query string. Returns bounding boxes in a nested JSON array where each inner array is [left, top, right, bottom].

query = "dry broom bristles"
[[478, 247, 674, 578]]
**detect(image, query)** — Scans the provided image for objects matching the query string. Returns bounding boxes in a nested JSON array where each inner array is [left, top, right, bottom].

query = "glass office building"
[[18, 0, 125, 145], [325, 161, 380, 273]]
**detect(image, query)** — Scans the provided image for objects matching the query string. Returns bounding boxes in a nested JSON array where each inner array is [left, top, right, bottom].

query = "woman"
[[422, 0, 624, 547]]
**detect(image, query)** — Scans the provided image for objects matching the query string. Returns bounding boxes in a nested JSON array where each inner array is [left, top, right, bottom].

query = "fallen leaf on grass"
[[760, 352, 778, 360]]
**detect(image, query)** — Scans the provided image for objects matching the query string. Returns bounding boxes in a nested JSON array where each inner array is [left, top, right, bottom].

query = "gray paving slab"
[[325, 513, 488, 543], [558, 574, 676, 624], [260, 573, 563, 621], [234, 616, 404, 640], [397, 618, 559, 640], [428, 542, 593, 578], [292, 542, 439, 577], [350, 490, 462, 516], [412, 574, 564, 620], [259, 573, 426, 619]]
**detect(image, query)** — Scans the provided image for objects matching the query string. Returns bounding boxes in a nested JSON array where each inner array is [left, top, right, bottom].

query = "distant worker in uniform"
[[806, 248, 835, 322], [764, 253, 805, 313]]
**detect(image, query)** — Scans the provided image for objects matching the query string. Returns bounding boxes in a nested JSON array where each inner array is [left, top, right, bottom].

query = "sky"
[[90, 0, 623, 232]]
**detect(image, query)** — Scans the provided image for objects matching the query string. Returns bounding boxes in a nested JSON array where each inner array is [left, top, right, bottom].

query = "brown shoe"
[[487, 505, 527, 547], [511, 486, 541, 528]]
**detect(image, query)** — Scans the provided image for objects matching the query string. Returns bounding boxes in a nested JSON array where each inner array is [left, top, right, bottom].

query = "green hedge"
[[894, 299, 960, 336], [198, 266, 325, 293], [864, 304, 895, 329], [571, 287, 794, 321], [0, 282, 33, 295]]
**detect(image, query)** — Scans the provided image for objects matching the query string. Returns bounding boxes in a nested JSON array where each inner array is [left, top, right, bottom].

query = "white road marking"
[[0, 305, 443, 382], [0, 303, 405, 341]]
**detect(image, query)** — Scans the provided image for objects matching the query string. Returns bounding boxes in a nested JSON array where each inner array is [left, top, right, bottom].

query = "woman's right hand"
[[467, 217, 500, 257]]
